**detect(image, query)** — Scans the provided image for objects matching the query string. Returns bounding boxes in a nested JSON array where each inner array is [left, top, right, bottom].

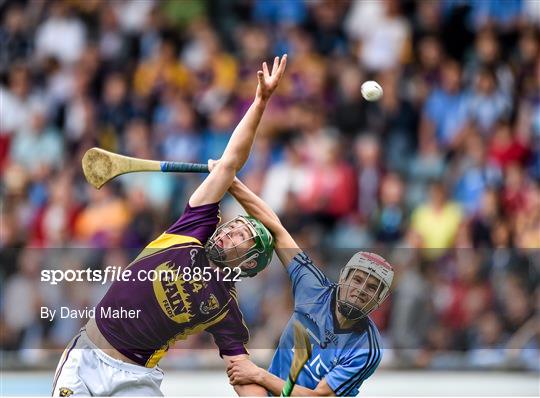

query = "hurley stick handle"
[[82, 147, 209, 189]]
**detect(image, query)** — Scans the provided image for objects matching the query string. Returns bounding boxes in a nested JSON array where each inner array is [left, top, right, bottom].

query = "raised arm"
[[189, 55, 287, 207], [214, 165, 301, 268]]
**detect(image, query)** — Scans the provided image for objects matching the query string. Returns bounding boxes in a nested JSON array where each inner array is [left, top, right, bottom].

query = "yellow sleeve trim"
[[128, 232, 202, 266], [145, 309, 229, 368], [146, 233, 202, 249]]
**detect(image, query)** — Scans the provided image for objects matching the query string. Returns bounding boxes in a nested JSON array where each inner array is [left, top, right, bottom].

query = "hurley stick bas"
[[82, 147, 209, 189], [281, 321, 312, 397]]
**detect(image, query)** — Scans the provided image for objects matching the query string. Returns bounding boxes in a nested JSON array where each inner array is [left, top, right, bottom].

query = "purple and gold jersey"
[[95, 202, 249, 367]]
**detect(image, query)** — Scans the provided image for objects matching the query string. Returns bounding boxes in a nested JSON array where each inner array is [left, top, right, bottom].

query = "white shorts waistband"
[[77, 328, 158, 374]]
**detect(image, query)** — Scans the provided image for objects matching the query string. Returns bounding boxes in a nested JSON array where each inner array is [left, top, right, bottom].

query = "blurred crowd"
[[1, 0, 539, 371]]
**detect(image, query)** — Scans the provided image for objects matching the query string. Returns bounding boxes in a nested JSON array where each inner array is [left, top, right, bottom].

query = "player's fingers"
[[271, 56, 279, 75], [277, 54, 287, 78], [257, 70, 264, 84], [262, 61, 269, 77]]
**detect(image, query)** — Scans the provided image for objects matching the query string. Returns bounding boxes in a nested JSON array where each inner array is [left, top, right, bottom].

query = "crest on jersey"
[[59, 387, 74, 397], [199, 294, 220, 314]]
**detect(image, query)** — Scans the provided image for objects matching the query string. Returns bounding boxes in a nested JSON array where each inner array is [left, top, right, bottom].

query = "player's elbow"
[[215, 160, 239, 175], [314, 390, 335, 397], [313, 384, 336, 396]]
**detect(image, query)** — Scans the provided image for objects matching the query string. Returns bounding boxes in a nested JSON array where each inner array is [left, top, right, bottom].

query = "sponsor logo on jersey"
[[153, 261, 193, 323], [189, 249, 198, 267], [323, 329, 338, 346], [59, 387, 73, 397]]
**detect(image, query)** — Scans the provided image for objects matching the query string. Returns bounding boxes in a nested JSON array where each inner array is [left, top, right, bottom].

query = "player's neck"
[[207, 261, 222, 273], [334, 306, 356, 330]]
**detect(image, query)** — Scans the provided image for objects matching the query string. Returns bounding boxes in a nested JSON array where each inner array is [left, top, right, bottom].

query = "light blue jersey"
[[268, 252, 382, 396]]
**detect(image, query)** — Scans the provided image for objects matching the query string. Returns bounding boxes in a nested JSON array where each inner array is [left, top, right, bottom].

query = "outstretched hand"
[[256, 54, 287, 102], [207, 158, 218, 172]]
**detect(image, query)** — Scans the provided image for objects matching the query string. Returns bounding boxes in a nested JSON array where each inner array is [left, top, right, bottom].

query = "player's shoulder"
[[348, 317, 382, 350], [343, 318, 382, 372], [175, 201, 221, 227], [366, 318, 382, 346], [165, 201, 221, 244], [146, 231, 204, 250], [359, 318, 383, 366], [288, 252, 331, 283]]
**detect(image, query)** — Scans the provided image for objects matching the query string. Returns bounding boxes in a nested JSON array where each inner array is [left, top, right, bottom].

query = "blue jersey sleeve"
[[287, 252, 331, 306], [325, 324, 382, 396]]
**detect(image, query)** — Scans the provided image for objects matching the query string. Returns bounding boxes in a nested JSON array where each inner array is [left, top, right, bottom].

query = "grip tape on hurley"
[[160, 162, 209, 173]]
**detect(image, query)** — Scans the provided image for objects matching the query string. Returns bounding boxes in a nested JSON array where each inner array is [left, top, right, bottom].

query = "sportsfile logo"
[[40, 266, 183, 285], [40, 264, 242, 285], [41, 266, 132, 285]]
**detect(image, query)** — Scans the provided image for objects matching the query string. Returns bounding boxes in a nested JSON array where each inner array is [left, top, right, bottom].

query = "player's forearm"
[[220, 98, 267, 172], [228, 177, 282, 232], [233, 383, 268, 397], [229, 177, 301, 267]]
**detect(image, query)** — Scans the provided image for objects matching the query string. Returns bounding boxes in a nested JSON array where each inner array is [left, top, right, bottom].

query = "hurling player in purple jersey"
[[52, 56, 287, 397]]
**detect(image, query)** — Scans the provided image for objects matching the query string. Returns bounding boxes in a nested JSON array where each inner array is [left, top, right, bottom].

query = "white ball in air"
[[361, 81, 383, 101]]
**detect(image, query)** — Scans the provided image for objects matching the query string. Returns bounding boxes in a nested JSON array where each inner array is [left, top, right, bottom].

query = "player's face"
[[214, 219, 256, 264], [340, 270, 382, 312]]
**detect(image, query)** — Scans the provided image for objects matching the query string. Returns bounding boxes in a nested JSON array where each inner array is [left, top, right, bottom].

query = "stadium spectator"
[[419, 59, 468, 150], [260, 139, 308, 216], [74, 185, 131, 247], [346, 0, 411, 72], [0, 4, 33, 73], [354, 134, 383, 221], [10, 103, 64, 174], [371, 173, 407, 244], [35, 1, 86, 65], [488, 120, 529, 170], [463, 68, 512, 136], [467, 312, 508, 368], [133, 38, 191, 98], [410, 182, 463, 258], [452, 131, 502, 215], [298, 133, 357, 220]]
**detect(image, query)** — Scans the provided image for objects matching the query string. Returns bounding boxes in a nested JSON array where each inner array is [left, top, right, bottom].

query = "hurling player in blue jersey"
[[217, 172, 394, 396]]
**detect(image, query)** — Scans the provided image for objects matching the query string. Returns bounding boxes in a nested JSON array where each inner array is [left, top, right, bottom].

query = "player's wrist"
[[255, 367, 266, 385], [254, 95, 268, 107]]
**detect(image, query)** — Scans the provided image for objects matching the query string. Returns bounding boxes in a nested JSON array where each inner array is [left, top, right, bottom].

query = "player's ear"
[[241, 259, 257, 271]]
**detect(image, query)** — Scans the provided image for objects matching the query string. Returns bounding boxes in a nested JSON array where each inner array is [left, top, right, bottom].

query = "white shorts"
[[52, 328, 164, 396]]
